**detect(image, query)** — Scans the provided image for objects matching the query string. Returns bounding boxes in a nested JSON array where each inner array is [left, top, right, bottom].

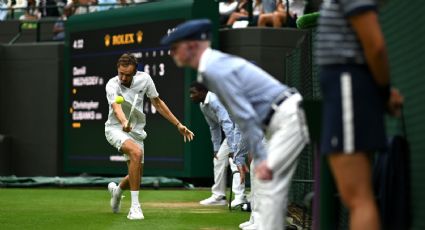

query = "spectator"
[[225, 0, 249, 27], [97, 0, 115, 11], [0, 0, 7, 20], [114, 0, 128, 9], [258, 0, 305, 28], [74, 0, 96, 14], [262, 0, 276, 13], [11, 0, 25, 9], [56, 0, 67, 14], [226, 0, 263, 28], [19, 0, 40, 20], [219, 0, 238, 26], [39, 0, 60, 17], [52, 4, 73, 41]]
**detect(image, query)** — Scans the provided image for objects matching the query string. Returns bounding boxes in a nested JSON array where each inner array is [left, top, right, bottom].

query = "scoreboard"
[[63, 0, 219, 176]]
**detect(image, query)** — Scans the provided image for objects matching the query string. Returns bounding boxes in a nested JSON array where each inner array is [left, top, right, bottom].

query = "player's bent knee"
[[121, 140, 143, 161], [128, 149, 142, 162]]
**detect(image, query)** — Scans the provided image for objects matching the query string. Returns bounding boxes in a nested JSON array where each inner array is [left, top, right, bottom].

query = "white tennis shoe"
[[231, 197, 248, 209], [108, 182, 122, 213], [127, 205, 144, 220], [199, 196, 227, 205], [239, 215, 254, 229], [242, 223, 258, 230]]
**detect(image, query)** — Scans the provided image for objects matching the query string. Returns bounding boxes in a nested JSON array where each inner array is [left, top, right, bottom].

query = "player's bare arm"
[[349, 11, 389, 87], [111, 103, 131, 132], [349, 11, 403, 115], [150, 97, 195, 142]]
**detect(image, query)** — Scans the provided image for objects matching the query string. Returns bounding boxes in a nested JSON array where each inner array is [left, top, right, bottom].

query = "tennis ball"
[[115, 96, 124, 104]]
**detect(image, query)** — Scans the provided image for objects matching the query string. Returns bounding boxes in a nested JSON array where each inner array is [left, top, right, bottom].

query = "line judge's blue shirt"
[[197, 48, 288, 162], [200, 91, 238, 153]]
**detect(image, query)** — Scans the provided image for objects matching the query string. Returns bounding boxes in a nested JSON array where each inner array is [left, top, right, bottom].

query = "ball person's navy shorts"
[[319, 64, 387, 155]]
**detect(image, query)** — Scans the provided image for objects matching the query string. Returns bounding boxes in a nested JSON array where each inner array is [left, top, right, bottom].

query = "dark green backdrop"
[[381, 1, 425, 229]]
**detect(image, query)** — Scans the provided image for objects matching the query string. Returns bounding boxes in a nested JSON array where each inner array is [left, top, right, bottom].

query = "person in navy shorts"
[[316, 0, 404, 229]]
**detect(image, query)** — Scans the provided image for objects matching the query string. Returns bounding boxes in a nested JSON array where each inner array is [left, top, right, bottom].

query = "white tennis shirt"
[[105, 71, 159, 134]]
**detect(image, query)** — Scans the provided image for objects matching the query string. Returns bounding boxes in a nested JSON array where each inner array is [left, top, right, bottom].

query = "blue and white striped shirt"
[[315, 0, 377, 65], [198, 48, 288, 163]]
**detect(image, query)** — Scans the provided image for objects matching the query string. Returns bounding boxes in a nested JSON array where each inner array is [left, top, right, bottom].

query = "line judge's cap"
[[160, 19, 212, 46]]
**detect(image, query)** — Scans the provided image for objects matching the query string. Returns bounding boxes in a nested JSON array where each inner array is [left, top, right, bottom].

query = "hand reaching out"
[[177, 123, 195, 142]]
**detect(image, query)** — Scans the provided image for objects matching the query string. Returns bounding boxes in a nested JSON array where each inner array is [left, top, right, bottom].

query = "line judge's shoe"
[[127, 205, 144, 220], [242, 222, 258, 230], [231, 197, 248, 209], [107, 182, 122, 213], [239, 217, 254, 229], [199, 196, 227, 206]]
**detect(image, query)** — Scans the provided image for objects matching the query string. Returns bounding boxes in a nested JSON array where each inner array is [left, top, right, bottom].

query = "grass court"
[[0, 188, 250, 230]]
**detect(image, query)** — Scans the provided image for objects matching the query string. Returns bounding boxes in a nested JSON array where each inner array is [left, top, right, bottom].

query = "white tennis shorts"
[[105, 127, 147, 163]]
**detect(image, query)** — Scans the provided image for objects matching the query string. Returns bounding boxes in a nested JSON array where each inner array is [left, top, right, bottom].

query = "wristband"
[[175, 122, 180, 127]]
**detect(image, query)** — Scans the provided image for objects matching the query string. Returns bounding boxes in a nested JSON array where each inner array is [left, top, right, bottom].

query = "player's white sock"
[[130, 191, 140, 207]]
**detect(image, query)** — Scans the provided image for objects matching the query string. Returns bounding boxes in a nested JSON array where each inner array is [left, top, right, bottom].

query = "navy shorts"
[[319, 64, 387, 155]]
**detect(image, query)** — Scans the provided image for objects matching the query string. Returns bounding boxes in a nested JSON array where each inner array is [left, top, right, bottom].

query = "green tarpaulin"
[[0, 176, 186, 188]]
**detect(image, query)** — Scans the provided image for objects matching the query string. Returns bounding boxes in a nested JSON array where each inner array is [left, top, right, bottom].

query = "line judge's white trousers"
[[250, 158, 261, 224], [211, 139, 245, 200], [257, 93, 309, 230]]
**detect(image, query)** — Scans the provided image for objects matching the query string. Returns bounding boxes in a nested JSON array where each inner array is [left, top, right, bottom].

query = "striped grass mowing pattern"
[[0, 188, 250, 230]]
